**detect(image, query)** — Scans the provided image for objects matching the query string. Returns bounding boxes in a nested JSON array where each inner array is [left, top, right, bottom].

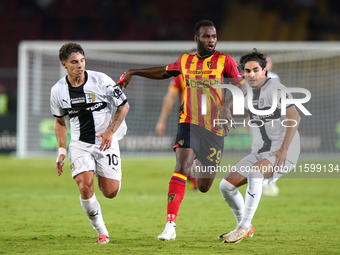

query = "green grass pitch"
[[1, 155, 339, 254]]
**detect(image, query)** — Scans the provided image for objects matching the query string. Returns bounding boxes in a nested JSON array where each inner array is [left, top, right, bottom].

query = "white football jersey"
[[50, 70, 127, 144], [245, 78, 300, 154]]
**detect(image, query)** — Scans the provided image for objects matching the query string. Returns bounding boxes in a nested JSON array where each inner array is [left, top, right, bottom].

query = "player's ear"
[[61, 61, 67, 69], [194, 35, 198, 43]]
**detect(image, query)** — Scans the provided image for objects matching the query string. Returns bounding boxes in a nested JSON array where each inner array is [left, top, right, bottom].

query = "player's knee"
[[102, 183, 121, 199], [79, 184, 94, 199], [247, 170, 264, 187], [102, 189, 118, 199], [220, 178, 237, 197]]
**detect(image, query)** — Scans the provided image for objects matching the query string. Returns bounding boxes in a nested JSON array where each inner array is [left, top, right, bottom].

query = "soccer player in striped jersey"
[[116, 20, 247, 241], [156, 50, 198, 191], [50, 43, 129, 244], [218, 49, 301, 244]]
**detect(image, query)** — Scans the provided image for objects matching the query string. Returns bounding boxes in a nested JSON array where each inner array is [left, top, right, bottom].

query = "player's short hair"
[[194, 20, 215, 36], [240, 48, 267, 76], [59, 43, 85, 61]]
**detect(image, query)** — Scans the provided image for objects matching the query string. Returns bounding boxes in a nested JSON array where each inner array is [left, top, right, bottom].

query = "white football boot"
[[222, 225, 254, 243], [157, 221, 176, 241]]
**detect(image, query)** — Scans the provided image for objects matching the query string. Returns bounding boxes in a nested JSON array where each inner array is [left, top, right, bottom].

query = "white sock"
[[80, 193, 109, 236], [219, 179, 244, 225], [239, 171, 264, 229]]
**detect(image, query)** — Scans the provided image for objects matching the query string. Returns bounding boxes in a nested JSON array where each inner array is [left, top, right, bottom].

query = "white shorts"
[[68, 140, 122, 180], [233, 143, 300, 184]]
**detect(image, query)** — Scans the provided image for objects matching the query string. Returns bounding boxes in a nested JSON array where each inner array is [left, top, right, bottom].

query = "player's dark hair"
[[59, 43, 85, 61], [239, 48, 267, 76], [194, 20, 215, 36]]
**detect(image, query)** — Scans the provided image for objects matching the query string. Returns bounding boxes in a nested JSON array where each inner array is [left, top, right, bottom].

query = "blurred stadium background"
[[0, 0, 339, 157], [1, 1, 340, 254]]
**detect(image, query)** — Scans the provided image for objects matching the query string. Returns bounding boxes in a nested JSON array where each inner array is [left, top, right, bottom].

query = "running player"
[[116, 20, 246, 241], [50, 43, 129, 244], [218, 49, 301, 244], [155, 50, 198, 191]]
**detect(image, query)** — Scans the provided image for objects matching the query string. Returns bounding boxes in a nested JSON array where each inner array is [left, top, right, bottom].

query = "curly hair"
[[194, 20, 215, 37], [239, 48, 267, 75], [59, 43, 85, 61]]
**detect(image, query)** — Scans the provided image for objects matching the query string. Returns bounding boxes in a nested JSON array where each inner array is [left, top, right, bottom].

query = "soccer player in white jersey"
[[50, 43, 129, 244], [218, 49, 301, 244]]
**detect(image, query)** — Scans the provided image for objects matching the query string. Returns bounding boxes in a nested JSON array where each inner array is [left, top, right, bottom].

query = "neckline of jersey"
[[196, 51, 215, 60], [66, 71, 88, 89]]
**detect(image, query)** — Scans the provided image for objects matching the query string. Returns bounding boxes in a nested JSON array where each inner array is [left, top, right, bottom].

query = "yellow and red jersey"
[[166, 51, 245, 137]]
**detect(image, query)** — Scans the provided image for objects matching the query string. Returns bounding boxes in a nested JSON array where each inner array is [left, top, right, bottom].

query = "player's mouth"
[[207, 45, 214, 51]]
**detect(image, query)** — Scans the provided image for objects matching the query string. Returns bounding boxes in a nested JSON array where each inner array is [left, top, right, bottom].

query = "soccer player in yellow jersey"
[[116, 20, 247, 241], [156, 50, 199, 192]]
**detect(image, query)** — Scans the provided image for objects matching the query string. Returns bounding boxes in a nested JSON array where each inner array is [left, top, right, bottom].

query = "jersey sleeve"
[[103, 75, 127, 107], [224, 56, 245, 86], [50, 85, 67, 118], [166, 55, 182, 77]]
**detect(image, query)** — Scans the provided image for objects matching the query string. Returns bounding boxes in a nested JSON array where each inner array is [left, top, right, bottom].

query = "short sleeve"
[[50, 85, 67, 117], [166, 55, 183, 77], [224, 56, 244, 86]]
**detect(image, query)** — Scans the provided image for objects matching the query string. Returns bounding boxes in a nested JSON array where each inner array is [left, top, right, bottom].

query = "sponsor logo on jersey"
[[185, 78, 221, 88], [68, 109, 79, 115], [186, 70, 213, 75], [86, 102, 104, 111], [168, 194, 176, 202], [113, 88, 123, 99], [71, 97, 85, 104]]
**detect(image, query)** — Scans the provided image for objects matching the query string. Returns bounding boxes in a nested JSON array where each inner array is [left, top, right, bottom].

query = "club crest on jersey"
[[260, 98, 264, 107], [207, 61, 213, 68], [178, 139, 184, 146], [86, 94, 95, 103], [70, 163, 75, 172], [168, 194, 176, 202]]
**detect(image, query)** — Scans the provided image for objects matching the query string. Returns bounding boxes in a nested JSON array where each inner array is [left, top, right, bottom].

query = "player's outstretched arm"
[[54, 116, 67, 176], [97, 102, 130, 151], [116, 67, 171, 89], [271, 106, 301, 167]]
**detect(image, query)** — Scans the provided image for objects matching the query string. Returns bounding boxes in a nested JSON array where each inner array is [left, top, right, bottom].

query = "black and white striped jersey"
[[245, 78, 299, 154], [50, 70, 127, 144]]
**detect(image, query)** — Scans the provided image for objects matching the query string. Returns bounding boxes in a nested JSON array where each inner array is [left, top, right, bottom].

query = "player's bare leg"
[[75, 171, 110, 244], [158, 148, 195, 241], [195, 159, 217, 193]]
